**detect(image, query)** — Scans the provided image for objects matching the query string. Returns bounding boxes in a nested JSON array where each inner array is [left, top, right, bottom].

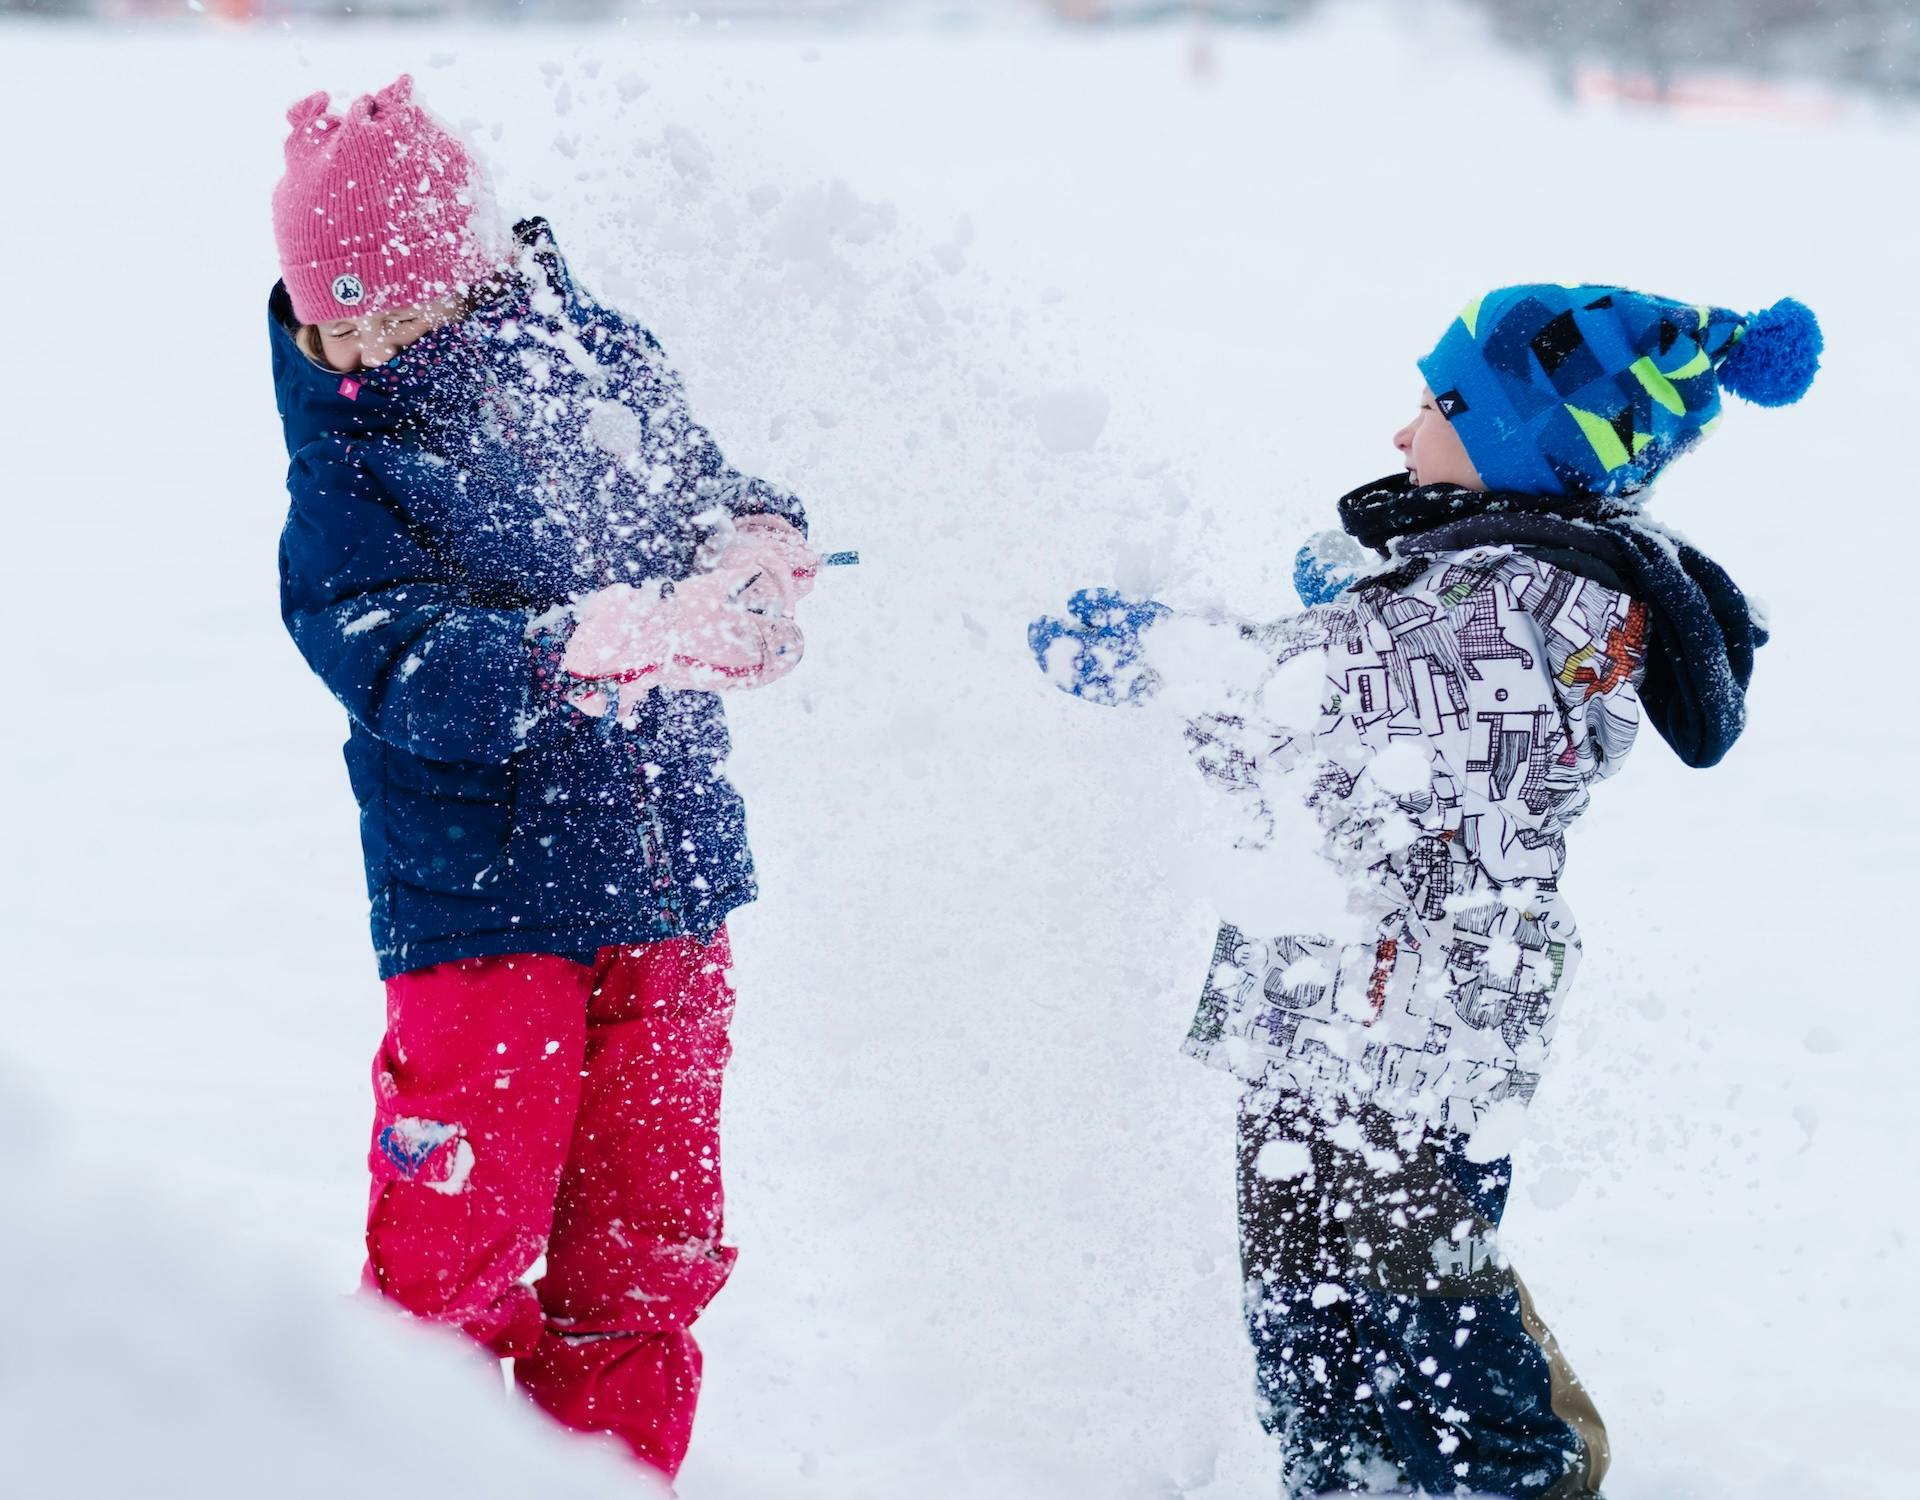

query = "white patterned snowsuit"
[[1181, 544, 1649, 1132]]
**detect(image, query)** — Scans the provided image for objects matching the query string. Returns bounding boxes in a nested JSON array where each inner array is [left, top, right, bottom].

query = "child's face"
[[311, 299, 460, 372], [1394, 387, 1484, 490]]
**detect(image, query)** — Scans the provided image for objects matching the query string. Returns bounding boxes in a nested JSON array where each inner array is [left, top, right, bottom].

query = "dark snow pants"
[[1236, 1089, 1610, 1498]]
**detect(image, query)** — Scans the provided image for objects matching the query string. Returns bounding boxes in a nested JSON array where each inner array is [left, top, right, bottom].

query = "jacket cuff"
[[522, 610, 590, 734]]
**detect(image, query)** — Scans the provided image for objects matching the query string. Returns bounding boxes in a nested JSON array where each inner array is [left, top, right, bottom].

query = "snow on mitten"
[[1028, 587, 1171, 707], [724, 514, 818, 618], [1293, 529, 1368, 608], [562, 572, 803, 700], [642, 566, 805, 689], [561, 513, 816, 707], [562, 581, 660, 681]]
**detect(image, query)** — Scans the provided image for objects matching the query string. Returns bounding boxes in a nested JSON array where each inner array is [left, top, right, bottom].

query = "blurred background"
[[3, 2, 1915, 1499], [5, 0, 1919, 103]]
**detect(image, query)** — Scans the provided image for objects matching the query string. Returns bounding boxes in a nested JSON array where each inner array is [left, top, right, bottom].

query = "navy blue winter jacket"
[[273, 220, 805, 978]]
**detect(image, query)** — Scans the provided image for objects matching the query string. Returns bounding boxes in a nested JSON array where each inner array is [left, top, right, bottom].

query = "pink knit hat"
[[272, 75, 504, 325]]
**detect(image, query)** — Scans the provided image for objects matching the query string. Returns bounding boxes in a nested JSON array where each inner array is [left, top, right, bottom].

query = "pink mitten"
[[721, 515, 818, 618], [562, 515, 817, 700], [562, 573, 804, 695]]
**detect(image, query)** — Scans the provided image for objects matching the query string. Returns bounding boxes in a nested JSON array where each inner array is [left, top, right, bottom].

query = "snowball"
[[1483, 937, 1521, 981], [1254, 1139, 1312, 1181], [1255, 648, 1328, 731], [425, 1139, 476, 1197], [1365, 741, 1433, 796], [1032, 384, 1110, 454], [1140, 612, 1264, 716], [1525, 1166, 1584, 1210], [586, 399, 644, 457], [1463, 1098, 1530, 1164], [1326, 1117, 1366, 1153]]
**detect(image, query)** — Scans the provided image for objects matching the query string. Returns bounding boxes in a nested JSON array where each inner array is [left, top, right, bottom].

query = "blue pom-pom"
[[1718, 297, 1821, 407]]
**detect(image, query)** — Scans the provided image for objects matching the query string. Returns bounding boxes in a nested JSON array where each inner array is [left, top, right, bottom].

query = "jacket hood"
[[267, 280, 414, 453], [1394, 504, 1766, 770], [1335, 472, 1766, 769], [267, 217, 572, 457]]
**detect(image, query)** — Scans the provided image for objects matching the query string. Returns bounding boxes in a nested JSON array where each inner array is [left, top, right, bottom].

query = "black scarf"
[[1337, 474, 1767, 770], [1338, 470, 1625, 549]]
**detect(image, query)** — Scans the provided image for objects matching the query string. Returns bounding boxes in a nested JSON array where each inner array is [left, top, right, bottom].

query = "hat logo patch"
[[331, 273, 366, 307]]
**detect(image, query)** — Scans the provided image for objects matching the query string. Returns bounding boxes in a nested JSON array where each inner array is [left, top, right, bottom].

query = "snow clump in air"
[[1032, 383, 1111, 454], [1254, 1139, 1313, 1181]]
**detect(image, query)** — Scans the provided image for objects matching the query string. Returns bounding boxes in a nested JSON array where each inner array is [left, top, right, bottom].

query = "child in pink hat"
[[269, 75, 818, 1479]]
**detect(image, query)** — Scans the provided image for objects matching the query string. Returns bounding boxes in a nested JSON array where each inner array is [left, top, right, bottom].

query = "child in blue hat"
[[1030, 286, 1819, 1498]]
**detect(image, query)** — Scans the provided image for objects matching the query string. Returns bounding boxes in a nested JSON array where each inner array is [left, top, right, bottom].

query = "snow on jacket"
[[273, 219, 805, 979], [1179, 544, 1648, 1131]]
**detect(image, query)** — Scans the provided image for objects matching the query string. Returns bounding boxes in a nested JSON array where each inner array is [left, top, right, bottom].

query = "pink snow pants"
[[364, 931, 737, 1477]]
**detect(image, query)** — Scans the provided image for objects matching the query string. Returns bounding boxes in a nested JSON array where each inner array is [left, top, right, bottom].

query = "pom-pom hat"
[[1418, 283, 1822, 498], [271, 74, 504, 325]]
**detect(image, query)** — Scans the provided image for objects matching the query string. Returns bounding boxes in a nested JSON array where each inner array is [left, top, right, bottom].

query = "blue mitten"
[[1293, 529, 1369, 608], [1028, 587, 1172, 706]]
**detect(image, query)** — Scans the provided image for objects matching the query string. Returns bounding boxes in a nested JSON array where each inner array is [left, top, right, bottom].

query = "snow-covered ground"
[[3, 6, 1915, 1497]]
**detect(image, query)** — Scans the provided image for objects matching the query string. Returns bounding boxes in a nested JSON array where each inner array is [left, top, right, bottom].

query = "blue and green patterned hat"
[[1417, 283, 1821, 498]]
